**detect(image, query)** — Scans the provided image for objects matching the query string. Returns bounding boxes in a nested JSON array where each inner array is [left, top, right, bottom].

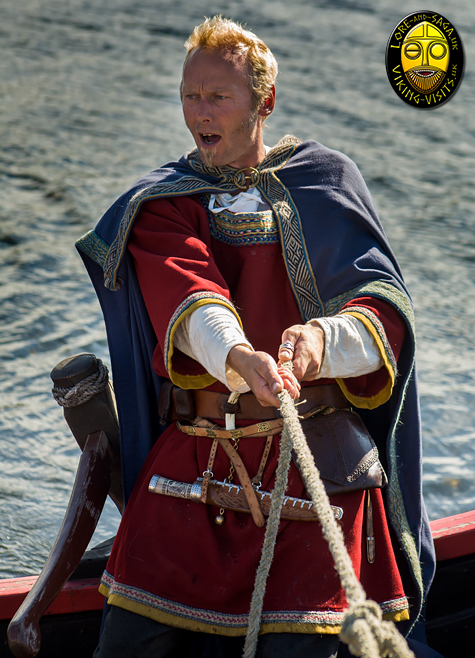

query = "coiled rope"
[[243, 389, 414, 658], [51, 359, 109, 408]]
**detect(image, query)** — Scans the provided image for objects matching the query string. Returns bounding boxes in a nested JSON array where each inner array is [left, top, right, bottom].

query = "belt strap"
[[177, 418, 284, 440], [193, 384, 348, 421]]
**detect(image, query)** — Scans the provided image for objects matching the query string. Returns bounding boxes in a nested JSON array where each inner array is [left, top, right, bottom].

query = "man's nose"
[[195, 99, 213, 122]]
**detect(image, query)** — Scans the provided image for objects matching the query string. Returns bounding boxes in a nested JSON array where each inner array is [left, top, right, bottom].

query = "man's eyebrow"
[[182, 86, 232, 93]]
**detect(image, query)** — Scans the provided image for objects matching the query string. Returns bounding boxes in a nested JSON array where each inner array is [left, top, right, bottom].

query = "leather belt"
[[170, 384, 349, 528], [192, 384, 348, 421]]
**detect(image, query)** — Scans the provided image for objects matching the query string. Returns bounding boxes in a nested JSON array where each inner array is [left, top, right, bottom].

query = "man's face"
[[181, 48, 262, 169]]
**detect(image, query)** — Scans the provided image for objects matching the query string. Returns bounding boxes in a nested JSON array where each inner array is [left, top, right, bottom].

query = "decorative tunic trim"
[[206, 205, 279, 247], [174, 304, 251, 393], [165, 292, 243, 389], [337, 307, 397, 409], [99, 575, 409, 637]]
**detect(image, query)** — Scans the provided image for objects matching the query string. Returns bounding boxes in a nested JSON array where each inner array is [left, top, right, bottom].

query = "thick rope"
[[243, 390, 414, 658], [52, 359, 109, 408], [242, 414, 294, 658]]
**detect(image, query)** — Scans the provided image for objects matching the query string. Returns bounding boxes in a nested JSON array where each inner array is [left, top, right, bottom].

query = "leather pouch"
[[158, 382, 195, 422], [297, 409, 388, 496]]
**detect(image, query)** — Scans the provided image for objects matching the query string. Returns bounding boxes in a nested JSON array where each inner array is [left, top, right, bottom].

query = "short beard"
[[200, 146, 218, 167], [198, 107, 260, 169]]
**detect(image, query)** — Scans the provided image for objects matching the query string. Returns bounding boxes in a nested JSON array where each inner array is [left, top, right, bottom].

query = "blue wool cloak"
[[76, 135, 437, 652]]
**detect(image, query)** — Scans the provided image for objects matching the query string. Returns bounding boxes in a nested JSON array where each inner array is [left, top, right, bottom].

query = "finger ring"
[[279, 342, 295, 352]]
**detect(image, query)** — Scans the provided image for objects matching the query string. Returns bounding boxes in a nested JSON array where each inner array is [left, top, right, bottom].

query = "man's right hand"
[[226, 345, 300, 407]]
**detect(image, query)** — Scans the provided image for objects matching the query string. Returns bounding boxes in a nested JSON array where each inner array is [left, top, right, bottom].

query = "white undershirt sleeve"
[[308, 315, 384, 379], [173, 304, 383, 390], [173, 304, 252, 393]]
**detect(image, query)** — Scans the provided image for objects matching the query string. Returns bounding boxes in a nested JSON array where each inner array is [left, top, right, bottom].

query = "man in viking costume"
[[77, 16, 439, 658]]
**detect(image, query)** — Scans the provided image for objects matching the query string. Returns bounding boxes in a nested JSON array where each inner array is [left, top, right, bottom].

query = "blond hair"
[[182, 16, 278, 112]]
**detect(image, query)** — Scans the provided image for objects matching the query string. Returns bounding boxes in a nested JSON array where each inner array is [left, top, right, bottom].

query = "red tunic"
[[99, 194, 409, 635]]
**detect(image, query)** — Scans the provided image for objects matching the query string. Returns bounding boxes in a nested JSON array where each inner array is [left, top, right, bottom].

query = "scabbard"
[[148, 475, 343, 521]]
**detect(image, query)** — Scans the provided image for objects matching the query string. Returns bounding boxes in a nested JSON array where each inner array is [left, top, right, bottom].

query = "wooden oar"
[[50, 353, 123, 513], [7, 430, 113, 658]]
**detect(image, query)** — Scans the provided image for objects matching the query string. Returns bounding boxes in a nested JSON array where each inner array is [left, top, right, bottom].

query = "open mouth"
[[200, 133, 221, 146]]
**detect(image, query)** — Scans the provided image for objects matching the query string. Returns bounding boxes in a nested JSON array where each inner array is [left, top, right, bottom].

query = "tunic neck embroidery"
[[205, 204, 279, 247], [200, 192, 279, 247]]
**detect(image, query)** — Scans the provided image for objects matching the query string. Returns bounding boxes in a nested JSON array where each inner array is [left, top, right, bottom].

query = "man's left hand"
[[278, 322, 325, 381]]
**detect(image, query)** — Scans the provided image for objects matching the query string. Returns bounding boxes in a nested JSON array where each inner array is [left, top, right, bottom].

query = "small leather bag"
[[297, 409, 387, 496], [158, 380, 195, 423]]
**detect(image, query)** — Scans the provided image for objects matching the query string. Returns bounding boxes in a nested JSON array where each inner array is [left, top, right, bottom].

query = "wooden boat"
[[1, 509, 474, 658]]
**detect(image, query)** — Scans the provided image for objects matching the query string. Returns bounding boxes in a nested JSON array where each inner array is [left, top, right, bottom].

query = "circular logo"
[[386, 11, 464, 109]]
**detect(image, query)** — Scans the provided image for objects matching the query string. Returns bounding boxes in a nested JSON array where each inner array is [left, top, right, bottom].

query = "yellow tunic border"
[[164, 292, 244, 390], [336, 309, 396, 410], [99, 585, 409, 637]]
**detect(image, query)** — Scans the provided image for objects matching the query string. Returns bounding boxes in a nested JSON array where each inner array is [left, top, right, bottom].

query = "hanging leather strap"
[[252, 435, 274, 489], [216, 437, 265, 527], [201, 438, 219, 504]]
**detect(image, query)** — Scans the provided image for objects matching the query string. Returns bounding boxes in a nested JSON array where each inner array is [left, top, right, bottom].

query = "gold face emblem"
[[386, 12, 464, 109], [401, 21, 450, 93]]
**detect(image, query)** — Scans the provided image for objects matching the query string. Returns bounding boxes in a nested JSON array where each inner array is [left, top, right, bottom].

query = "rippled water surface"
[[1, 0, 474, 577]]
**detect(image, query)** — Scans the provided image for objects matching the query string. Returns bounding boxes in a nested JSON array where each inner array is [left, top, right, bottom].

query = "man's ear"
[[258, 85, 276, 117]]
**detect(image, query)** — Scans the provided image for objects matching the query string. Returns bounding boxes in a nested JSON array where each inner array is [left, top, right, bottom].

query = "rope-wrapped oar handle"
[[243, 389, 414, 658], [52, 357, 109, 408]]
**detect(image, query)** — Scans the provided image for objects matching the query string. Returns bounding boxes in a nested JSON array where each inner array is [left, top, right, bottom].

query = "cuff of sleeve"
[[170, 300, 253, 391], [166, 295, 242, 389], [337, 310, 396, 408], [307, 316, 384, 379]]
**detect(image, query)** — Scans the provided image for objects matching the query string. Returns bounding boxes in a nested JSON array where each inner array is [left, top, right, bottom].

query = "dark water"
[[1, 0, 474, 578]]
